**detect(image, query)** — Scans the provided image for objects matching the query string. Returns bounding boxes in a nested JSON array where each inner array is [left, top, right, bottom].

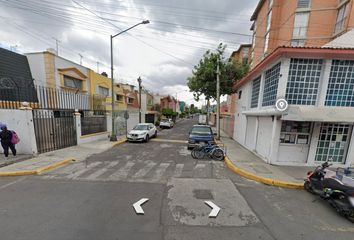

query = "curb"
[[224, 155, 304, 189], [0, 158, 74, 177], [112, 138, 127, 147]]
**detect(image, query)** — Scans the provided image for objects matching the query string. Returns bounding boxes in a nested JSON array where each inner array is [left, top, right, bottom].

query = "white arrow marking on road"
[[133, 198, 149, 215], [204, 201, 220, 218]]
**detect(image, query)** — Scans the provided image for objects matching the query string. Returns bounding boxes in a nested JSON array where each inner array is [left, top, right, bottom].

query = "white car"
[[127, 123, 157, 142], [160, 118, 174, 128]]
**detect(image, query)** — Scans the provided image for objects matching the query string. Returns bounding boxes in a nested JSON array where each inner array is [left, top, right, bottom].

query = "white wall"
[[0, 109, 37, 155], [127, 112, 139, 132], [255, 117, 273, 161], [245, 116, 257, 150], [26, 54, 46, 87], [233, 81, 252, 144]]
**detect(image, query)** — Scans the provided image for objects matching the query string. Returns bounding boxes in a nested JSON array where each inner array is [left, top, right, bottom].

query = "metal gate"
[[33, 109, 77, 153]]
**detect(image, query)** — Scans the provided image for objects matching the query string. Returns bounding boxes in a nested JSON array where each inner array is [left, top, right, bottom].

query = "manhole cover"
[[193, 189, 213, 200]]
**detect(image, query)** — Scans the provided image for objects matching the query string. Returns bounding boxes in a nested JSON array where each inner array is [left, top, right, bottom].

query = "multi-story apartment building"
[[233, 46, 354, 167], [230, 44, 252, 65], [250, 0, 354, 67]]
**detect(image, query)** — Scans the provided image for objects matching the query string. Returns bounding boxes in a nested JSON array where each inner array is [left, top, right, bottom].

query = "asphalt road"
[[0, 118, 353, 240]]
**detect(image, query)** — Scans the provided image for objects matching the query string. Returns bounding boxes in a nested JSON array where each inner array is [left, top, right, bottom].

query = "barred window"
[[285, 58, 322, 105], [262, 62, 281, 106], [251, 76, 261, 108], [297, 0, 310, 8], [325, 60, 354, 107]]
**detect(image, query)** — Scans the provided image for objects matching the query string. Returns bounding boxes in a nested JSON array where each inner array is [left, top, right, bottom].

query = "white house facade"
[[233, 47, 354, 167]]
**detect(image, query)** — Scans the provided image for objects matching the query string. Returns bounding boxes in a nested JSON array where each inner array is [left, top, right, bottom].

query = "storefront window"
[[280, 121, 311, 144]]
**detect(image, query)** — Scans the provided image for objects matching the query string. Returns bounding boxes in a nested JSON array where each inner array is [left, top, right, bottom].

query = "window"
[[64, 75, 82, 90], [262, 62, 281, 106], [293, 12, 309, 38], [97, 86, 109, 96], [280, 121, 311, 144], [334, 2, 349, 34], [325, 60, 354, 107], [127, 97, 134, 104], [285, 58, 322, 105], [297, 0, 310, 8], [238, 90, 242, 99], [264, 32, 270, 54], [291, 39, 305, 47], [315, 123, 351, 163], [116, 94, 124, 102], [266, 10, 272, 32], [251, 76, 261, 108]]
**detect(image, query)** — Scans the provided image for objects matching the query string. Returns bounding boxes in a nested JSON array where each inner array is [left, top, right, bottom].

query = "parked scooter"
[[305, 162, 354, 223]]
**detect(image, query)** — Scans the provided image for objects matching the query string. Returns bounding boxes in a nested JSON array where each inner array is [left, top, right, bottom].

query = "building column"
[[318, 59, 332, 106], [20, 104, 38, 155], [74, 110, 82, 145], [277, 58, 291, 99], [268, 117, 282, 164], [307, 122, 321, 166], [344, 127, 354, 167]]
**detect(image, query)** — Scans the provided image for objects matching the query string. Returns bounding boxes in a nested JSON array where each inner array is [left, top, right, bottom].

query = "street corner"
[[162, 178, 259, 227]]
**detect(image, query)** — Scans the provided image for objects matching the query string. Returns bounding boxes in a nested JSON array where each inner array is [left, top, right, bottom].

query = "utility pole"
[[216, 57, 221, 140], [79, 53, 83, 65], [53, 37, 60, 55], [137, 76, 142, 123], [109, 35, 117, 141]]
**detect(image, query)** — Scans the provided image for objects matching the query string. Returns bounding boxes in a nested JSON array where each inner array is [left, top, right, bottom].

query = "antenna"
[[52, 37, 61, 55], [79, 54, 83, 65], [97, 61, 100, 73]]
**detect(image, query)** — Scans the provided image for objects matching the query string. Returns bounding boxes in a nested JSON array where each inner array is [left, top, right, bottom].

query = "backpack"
[[11, 131, 20, 145]]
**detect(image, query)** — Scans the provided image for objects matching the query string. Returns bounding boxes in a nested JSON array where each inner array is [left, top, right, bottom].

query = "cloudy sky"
[[0, 0, 258, 107]]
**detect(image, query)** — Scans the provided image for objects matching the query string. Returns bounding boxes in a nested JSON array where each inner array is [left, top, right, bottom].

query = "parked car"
[[160, 118, 174, 129], [187, 125, 216, 150], [127, 123, 157, 142]]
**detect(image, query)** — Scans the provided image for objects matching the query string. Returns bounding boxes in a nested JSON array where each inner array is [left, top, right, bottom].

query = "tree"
[[187, 43, 249, 101], [161, 108, 173, 117]]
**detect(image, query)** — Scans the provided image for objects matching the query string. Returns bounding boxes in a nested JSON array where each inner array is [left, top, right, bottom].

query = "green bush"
[[155, 120, 160, 126]]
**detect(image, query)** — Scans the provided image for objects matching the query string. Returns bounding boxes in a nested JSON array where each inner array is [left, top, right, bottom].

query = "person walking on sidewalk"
[[0, 126, 17, 158]]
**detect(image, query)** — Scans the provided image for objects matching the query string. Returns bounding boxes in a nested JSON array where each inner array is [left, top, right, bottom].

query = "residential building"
[[230, 44, 252, 65], [26, 49, 91, 110], [89, 70, 126, 111], [0, 47, 37, 107], [160, 95, 172, 109], [233, 46, 354, 167], [250, 0, 354, 67], [122, 84, 139, 111]]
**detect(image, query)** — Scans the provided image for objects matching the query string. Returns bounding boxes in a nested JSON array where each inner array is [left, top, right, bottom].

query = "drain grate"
[[193, 189, 213, 200]]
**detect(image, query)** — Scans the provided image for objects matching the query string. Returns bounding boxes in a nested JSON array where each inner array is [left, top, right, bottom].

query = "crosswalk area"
[[39, 159, 221, 183]]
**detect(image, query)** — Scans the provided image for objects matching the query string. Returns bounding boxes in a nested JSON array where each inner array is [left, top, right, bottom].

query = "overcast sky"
[[0, 0, 258, 107]]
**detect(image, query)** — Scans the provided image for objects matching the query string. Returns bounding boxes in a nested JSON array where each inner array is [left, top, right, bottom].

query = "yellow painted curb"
[[36, 158, 74, 174], [0, 158, 75, 177], [224, 156, 304, 189], [113, 138, 127, 147]]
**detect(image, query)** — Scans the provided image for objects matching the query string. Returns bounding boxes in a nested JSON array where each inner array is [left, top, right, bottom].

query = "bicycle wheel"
[[191, 145, 202, 159], [194, 149, 206, 159], [212, 148, 224, 161]]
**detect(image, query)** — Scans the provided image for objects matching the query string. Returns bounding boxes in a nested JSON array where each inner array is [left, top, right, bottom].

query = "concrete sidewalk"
[[217, 129, 309, 189], [0, 137, 126, 176], [0, 154, 32, 168]]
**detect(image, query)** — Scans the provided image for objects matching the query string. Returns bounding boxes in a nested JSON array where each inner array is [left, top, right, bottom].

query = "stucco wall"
[[0, 109, 37, 155]]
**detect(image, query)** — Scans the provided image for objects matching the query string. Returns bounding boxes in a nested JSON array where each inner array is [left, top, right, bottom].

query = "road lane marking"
[[150, 139, 187, 143], [108, 161, 135, 180], [173, 164, 184, 177], [132, 162, 157, 178], [66, 162, 102, 179], [41, 163, 81, 179], [150, 163, 170, 180], [0, 177, 26, 190], [84, 161, 120, 180], [194, 163, 206, 170]]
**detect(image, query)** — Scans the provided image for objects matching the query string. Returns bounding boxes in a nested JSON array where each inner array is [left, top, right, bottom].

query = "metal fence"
[[81, 110, 107, 136], [0, 85, 107, 110]]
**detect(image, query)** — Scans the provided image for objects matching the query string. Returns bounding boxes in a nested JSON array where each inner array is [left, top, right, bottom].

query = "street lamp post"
[[137, 76, 142, 123], [110, 20, 149, 141]]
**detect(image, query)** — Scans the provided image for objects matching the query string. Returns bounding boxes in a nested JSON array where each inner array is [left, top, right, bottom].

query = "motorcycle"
[[305, 162, 354, 223]]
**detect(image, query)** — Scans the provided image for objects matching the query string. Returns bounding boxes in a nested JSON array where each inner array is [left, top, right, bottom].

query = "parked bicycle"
[[191, 142, 225, 161]]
